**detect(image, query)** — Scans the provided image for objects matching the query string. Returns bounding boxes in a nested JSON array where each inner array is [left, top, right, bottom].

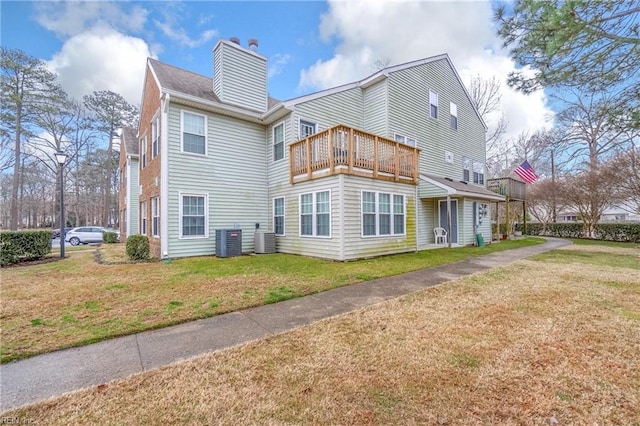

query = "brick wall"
[[138, 64, 163, 258]]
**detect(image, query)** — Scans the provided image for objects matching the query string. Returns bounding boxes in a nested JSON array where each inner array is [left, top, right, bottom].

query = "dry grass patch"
[[5, 246, 639, 424]]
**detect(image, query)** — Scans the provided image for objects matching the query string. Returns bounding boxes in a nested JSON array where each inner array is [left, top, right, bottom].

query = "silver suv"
[[64, 227, 108, 246]]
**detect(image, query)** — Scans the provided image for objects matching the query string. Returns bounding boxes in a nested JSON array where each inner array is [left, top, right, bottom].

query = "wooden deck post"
[[394, 142, 400, 182], [348, 128, 354, 174], [373, 136, 379, 178], [306, 137, 312, 180], [328, 129, 334, 173]]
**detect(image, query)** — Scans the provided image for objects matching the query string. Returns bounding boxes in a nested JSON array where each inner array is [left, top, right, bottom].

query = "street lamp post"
[[55, 151, 68, 258]]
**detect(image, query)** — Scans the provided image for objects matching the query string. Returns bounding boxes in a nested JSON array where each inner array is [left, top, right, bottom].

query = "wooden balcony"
[[289, 125, 419, 185], [487, 177, 527, 200]]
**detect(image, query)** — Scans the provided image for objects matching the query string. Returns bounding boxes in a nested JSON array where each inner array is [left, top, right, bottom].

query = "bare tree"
[[526, 179, 566, 233], [1, 48, 61, 229], [83, 90, 137, 227], [611, 141, 640, 215], [467, 74, 508, 172]]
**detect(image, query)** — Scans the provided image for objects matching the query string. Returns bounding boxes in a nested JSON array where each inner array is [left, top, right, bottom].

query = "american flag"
[[514, 160, 538, 184]]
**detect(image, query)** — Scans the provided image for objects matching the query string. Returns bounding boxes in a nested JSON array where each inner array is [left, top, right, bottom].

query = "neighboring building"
[[558, 204, 640, 223], [130, 37, 503, 260], [118, 127, 140, 239]]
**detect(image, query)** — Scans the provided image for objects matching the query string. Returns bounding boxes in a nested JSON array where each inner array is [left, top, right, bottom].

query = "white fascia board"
[[419, 174, 456, 195], [163, 89, 264, 122]]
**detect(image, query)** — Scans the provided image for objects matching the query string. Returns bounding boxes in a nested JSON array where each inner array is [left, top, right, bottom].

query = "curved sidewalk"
[[0, 237, 571, 412]]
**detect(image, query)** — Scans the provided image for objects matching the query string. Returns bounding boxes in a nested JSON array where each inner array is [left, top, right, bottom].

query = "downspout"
[[126, 157, 132, 237], [160, 93, 170, 258]]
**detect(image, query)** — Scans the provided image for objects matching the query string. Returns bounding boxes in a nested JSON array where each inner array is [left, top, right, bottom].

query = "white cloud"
[[34, 1, 148, 38], [153, 3, 218, 48], [47, 24, 154, 106], [268, 53, 293, 79], [299, 0, 553, 139]]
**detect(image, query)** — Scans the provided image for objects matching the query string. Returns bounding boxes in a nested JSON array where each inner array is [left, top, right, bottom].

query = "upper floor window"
[[429, 91, 439, 119], [300, 120, 316, 139], [151, 115, 159, 158], [182, 111, 206, 155], [300, 191, 330, 237], [473, 160, 485, 185], [140, 136, 147, 168], [450, 102, 458, 130], [462, 156, 470, 182], [394, 133, 417, 147], [273, 123, 284, 161]]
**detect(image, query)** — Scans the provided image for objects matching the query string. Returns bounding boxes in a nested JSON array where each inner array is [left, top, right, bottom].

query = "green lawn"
[[2, 238, 544, 363]]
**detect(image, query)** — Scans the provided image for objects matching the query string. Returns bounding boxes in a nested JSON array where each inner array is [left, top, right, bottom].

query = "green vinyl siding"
[[166, 104, 268, 258], [127, 158, 139, 235], [294, 87, 364, 131], [363, 80, 388, 136]]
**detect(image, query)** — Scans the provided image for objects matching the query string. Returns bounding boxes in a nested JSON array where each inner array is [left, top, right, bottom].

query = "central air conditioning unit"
[[215, 229, 242, 258], [254, 232, 276, 254]]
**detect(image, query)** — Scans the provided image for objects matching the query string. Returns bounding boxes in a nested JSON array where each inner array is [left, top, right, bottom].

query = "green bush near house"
[[0, 230, 53, 266], [103, 232, 119, 244], [126, 235, 150, 261]]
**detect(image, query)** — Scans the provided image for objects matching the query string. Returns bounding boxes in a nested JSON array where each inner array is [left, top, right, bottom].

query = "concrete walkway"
[[0, 237, 571, 412]]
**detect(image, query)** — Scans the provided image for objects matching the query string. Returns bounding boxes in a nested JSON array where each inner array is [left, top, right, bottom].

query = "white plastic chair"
[[433, 227, 447, 245]]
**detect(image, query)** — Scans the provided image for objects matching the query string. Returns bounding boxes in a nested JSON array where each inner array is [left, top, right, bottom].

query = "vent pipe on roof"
[[248, 38, 259, 51], [230, 37, 241, 45]]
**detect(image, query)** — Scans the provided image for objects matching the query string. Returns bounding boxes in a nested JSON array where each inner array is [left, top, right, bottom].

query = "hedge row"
[[0, 230, 53, 266], [524, 223, 640, 243]]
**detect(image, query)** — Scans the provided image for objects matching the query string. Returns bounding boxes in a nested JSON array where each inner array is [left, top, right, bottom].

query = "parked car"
[[52, 227, 73, 239], [64, 226, 115, 245]]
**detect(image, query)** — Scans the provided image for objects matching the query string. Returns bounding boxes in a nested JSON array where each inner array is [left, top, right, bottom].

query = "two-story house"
[[118, 126, 139, 239], [132, 37, 503, 260]]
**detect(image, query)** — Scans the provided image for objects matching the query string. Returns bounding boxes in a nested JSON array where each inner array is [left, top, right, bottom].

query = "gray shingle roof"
[[147, 58, 280, 109], [420, 173, 505, 200], [122, 126, 138, 156]]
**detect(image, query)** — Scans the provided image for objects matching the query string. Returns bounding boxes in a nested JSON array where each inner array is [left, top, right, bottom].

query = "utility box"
[[215, 229, 242, 258], [475, 233, 485, 248], [254, 232, 276, 254]]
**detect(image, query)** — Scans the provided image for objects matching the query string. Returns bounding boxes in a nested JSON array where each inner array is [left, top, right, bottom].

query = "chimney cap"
[[248, 38, 259, 51], [230, 36, 241, 45]]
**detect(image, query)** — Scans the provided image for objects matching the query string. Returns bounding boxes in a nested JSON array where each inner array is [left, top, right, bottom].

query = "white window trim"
[[151, 196, 160, 238], [140, 135, 147, 168], [151, 112, 160, 158], [394, 133, 417, 147], [272, 121, 285, 162], [450, 101, 458, 130], [178, 192, 209, 239], [429, 90, 439, 119], [140, 201, 147, 235], [361, 191, 406, 238], [299, 190, 331, 238], [180, 109, 208, 156], [473, 160, 485, 186], [273, 197, 285, 236], [299, 119, 317, 139]]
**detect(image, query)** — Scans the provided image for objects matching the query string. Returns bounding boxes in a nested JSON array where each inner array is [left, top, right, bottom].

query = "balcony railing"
[[487, 177, 527, 200], [289, 125, 419, 185]]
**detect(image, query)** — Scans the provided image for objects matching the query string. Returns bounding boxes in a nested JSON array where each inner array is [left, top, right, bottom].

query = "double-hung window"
[[361, 191, 405, 237], [151, 197, 159, 237], [151, 115, 159, 158], [140, 201, 147, 235], [273, 123, 284, 161], [180, 194, 207, 238], [473, 160, 485, 185], [450, 102, 458, 130], [182, 111, 206, 155], [273, 197, 285, 236], [429, 91, 439, 119], [462, 156, 470, 182], [300, 191, 330, 237], [140, 136, 147, 168]]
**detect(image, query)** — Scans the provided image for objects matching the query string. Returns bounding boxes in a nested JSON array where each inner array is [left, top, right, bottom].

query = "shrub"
[[0, 230, 53, 266], [126, 235, 150, 261], [524, 223, 640, 243], [103, 232, 119, 244]]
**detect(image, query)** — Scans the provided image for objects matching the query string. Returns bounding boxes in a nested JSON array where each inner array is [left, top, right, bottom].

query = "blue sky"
[[0, 0, 554, 141]]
